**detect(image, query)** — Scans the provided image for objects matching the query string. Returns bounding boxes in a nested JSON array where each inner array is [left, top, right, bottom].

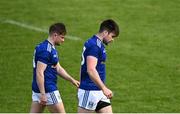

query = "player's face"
[[103, 32, 115, 45], [55, 34, 65, 46]]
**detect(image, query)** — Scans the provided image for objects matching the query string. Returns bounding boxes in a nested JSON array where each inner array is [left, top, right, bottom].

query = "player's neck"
[[95, 33, 103, 41], [47, 37, 55, 46]]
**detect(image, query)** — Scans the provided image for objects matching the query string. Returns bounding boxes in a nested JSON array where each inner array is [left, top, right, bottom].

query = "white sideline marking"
[[3, 19, 81, 41]]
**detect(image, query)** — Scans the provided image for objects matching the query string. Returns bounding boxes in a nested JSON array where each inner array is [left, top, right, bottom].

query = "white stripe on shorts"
[[82, 90, 90, 107], [50, 92, 58, 104]]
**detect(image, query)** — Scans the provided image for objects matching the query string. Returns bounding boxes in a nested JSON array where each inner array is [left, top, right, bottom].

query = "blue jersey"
[[80, 35, 106, 90], [32, 40, 59, 93]]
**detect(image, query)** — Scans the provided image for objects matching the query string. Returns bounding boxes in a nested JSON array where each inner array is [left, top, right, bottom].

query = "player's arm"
[[36, 61, 47, 105], [87, 56, 113, 99], [55, 62, 80, 88]]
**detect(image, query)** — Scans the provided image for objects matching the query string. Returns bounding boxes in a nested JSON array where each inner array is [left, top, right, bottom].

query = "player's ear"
[[103, 30, 109, 37], [52, 33, 59, 39], [54, 33, 58, 37]]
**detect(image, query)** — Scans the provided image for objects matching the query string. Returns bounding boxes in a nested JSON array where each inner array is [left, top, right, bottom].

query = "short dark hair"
[[49, 23, 66, 35], [99, 19, 119, 37]]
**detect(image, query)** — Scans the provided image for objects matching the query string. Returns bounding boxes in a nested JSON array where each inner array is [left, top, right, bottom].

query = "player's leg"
[[30, 91, 46, 113], [96, 104, 112, 113], [46, 90, 65, 113], [30, 101, 45, 113], [47, 102, 65, 113]]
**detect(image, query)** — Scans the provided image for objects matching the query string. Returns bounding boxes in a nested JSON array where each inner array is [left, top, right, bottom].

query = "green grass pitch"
[[0, 0, 180, 112]]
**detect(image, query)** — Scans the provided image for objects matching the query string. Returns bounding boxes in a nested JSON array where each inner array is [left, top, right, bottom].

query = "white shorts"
[[32, 90, 62, 105], [78, 88, 110, 111]]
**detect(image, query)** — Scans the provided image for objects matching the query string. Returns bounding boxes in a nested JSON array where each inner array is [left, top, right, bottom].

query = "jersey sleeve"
[[87, 45, 100, 58], [37, 50, 50, 64]]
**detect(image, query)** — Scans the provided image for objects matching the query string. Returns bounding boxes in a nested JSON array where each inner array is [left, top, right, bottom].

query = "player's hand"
[[40, 93, 47, 105], [102, 87, 113, 99], [72, 79, 80, 88]]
